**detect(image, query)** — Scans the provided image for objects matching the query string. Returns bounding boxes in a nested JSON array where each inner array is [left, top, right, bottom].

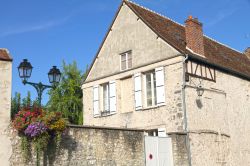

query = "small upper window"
[[120, 51, 132, 71]]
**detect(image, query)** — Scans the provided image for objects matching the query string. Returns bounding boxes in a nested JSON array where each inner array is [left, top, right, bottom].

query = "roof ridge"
[[125, 0, 184, 28], [204, 35, 243, 55]]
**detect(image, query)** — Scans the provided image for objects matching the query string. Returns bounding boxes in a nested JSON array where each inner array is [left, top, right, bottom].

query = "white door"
[[145, 136, 174, 166]]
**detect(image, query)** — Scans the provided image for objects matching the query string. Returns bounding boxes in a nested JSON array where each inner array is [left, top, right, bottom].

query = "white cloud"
[[0, 15, 72, 37], [206, 8, 237, 27]]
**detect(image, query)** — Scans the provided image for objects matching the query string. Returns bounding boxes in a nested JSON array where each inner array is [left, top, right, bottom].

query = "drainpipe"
[[182, 54, 192, 166]]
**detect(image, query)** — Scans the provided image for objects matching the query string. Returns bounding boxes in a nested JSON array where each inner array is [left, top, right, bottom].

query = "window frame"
[[97, 82, 117, 117], [120, 50, 132, 71], [143, 70, 157, 108], [102, 83, 110, 113]]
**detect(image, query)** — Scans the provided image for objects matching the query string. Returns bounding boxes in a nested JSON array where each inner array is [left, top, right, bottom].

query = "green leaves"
[[47, 61, 87, 125]]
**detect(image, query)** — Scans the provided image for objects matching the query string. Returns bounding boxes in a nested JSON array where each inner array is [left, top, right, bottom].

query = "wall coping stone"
[[67, 124, 146, 132]]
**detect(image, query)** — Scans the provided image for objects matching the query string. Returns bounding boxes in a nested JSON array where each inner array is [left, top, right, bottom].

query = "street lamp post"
[[18, 59, 61, 106]]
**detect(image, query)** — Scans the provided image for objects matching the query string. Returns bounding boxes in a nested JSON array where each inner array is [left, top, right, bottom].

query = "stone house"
[[0, 49, 12, 166], [82, 1, 250, 165]]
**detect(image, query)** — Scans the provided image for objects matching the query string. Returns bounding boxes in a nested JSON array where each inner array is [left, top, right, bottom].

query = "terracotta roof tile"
[[0, 49, 12, 61], [125, 0, 250, 79]]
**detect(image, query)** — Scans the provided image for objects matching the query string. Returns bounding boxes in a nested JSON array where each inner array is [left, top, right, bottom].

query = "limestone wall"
[[85, 3, 180, 82], [10, 126, 145, 166], [185, 68, 250, 166], [0, 60, 12, 166], [83, 57, 185, 133], [170, 133, 189, 166], [82, 0, 185, 142]]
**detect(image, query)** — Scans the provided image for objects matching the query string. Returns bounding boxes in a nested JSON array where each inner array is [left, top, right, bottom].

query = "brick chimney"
[[244, 47, 250, 60], [185, 16, 205, 56]]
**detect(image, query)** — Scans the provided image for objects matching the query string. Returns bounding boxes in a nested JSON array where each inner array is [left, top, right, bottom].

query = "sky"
[[0, 0, 249, 104]]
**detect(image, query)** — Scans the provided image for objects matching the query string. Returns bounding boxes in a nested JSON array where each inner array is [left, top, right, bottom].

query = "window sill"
[[120, 68, 132, 72], [93, 111, 116, 118], [136, 104, 166, 111]]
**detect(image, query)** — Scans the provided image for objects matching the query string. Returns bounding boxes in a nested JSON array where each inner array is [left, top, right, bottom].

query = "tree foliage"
[[11, 92, 21, 119], [47, 61, 86, 125], [11, 91, 35, 119]]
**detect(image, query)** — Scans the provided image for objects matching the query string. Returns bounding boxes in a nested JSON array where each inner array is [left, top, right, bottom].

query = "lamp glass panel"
[[56, 74, 61, 83], [18, 68, 24, 77], [26, 68, 32, 78], [48, 74, 54, 83], [53, 74, 56, 83]]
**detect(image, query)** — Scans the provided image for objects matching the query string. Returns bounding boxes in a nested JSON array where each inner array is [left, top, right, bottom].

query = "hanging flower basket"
[[12, 106, 67, 165]]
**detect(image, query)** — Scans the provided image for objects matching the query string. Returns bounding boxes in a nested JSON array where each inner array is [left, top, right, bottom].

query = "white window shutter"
[[155, 67, 165, 105], [109, 81, 116, 113], [134, 73, 142, 110], [93, 85, 99, 116]]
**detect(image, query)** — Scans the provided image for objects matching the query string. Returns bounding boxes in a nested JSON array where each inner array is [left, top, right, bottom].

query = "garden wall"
[[10, 125, 145, 166], [0, 59, 12, 166]]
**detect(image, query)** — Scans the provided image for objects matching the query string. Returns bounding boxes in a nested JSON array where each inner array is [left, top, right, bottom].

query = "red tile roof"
[[125, 0, 250, 79], [0, 49, 12, 61]]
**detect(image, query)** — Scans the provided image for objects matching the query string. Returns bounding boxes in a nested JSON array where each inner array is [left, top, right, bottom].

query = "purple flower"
[[24, 122, 48, 137]]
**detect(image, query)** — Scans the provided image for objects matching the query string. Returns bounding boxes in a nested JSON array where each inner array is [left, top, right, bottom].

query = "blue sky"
[[0, 0, 249, 104]]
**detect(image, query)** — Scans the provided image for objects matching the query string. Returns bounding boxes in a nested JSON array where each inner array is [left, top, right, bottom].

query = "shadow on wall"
[[196, 98, 203, 109], [44, 129, 77, 166]]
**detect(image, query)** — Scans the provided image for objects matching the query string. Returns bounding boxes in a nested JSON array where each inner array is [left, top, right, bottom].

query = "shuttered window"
[[93, 81, 116, 117], [143, 67, 165, 108]]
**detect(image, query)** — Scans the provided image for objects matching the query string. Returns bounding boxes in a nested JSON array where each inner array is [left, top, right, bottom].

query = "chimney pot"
[[185, 16, 205, 56]]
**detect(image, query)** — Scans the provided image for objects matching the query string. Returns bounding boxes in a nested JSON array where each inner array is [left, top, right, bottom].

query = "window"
[[92, 81, 116, 117], [133, 67, 165, 110], [103, 83, 110, 112], [120, 51, 132, 70], [145, 71, 157, 107]]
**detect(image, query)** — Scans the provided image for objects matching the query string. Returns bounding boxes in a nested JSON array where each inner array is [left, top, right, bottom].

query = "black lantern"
[[48, 66, 61, 84], [18, 59, 33, 81], [18, 59, 61, 106], [196, 85, 205, 97]]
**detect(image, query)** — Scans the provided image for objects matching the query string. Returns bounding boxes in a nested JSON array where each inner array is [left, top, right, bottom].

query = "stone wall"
[[189, 132, 230, 166], [170, 133, 189, 166], [82, 2, 184, 133], [0, 59, 12, 166], [83, 57, 184, 132], [185, 68, 250, 166], [85, 3, 181, 82], [10, 125, 145, 166]]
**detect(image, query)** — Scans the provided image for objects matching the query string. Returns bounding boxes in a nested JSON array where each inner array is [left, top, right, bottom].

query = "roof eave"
[[82, 1, 125, 84], [0, 58, 13, 62]]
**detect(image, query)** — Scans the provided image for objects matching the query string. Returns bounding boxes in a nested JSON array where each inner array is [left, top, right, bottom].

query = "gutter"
[[181, 54, 192, 166]]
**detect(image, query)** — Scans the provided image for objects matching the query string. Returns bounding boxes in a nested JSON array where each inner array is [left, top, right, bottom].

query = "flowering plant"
[[12, 106, 67, 164], [12, 107, 42, 132], [24, 122, 48, 138]]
